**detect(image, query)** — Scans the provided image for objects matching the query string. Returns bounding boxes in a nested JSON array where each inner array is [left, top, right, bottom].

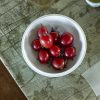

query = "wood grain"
[[0, 61, 27, 100]]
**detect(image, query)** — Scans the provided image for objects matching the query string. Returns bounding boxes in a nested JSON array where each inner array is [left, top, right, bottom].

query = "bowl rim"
[[21, 14, 87, 77], [85, 0, 100, 7]]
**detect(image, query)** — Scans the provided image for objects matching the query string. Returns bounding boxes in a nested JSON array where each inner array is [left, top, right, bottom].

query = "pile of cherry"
[[32, 25, 76, 70]]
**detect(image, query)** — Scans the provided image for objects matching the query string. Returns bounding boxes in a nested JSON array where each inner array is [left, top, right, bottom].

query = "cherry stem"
[[41, 24, 43, 27], [51, 27, 55, 32]]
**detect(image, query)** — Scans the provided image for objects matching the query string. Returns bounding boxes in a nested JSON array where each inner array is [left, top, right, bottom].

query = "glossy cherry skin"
[[38, 49, 49, 64], [60, 32, 73, 46], [65, 47, 76, 58], [32, 39, 41, 51], [37, 25, 48, 37], [40, 34, 53, 48], [50, 45, 61, 57], [50, 32, 59, 43], [52, 58, 65, 70]]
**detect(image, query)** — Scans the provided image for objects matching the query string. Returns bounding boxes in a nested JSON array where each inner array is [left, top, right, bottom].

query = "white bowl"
[[21, 14, 87, 77], [85, 0, 100, 7]]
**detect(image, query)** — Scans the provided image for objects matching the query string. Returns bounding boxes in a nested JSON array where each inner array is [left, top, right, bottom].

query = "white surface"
[[82, 62, 100, 96], [21, 14, 87, 77], [85, 0, 100, 7]]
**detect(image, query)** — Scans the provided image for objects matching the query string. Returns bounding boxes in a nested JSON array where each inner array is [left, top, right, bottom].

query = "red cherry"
[[50, 45, 60, 57], [60, 32, 73, 46], [52, 58, 65, 70], [37, 25, 48, 37], [38, 49, 49, 64], [40, 34, 53, 48], [65, 47, 76, 58], [32, 39, 41, 51], [50, 32, 59, 43]]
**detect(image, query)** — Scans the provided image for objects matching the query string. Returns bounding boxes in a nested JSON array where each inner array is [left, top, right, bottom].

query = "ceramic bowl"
[[21, 14, 87, 77]]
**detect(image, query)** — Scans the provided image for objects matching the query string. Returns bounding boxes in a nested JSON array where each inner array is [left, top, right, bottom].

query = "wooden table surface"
[[0, 61, 27, 100]]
